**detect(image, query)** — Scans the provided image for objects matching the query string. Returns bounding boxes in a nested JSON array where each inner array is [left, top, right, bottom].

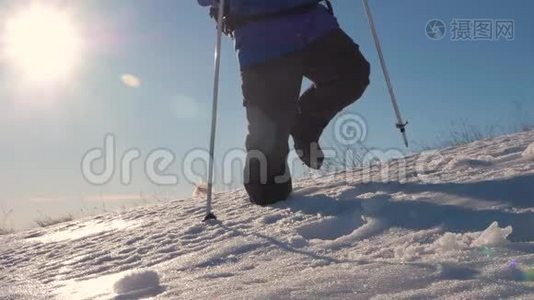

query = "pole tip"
[[203, 213, 217, 222]]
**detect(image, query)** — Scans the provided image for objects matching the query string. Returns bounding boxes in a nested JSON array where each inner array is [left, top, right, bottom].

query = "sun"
[[2, 4, 83, 84]]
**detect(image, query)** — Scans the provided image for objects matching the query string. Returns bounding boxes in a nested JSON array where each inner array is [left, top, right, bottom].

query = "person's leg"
[[292, 29, 371, 168], [241, 56, 303, 205]]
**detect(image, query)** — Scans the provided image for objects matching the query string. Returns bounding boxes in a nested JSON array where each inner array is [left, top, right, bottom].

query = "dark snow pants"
[[241, 28, 371, 205]]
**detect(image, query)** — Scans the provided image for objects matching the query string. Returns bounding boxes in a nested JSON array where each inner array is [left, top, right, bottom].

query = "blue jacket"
[[198, 0, 339, 69]]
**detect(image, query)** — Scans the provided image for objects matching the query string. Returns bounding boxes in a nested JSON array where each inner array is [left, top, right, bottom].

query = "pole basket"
[[203, 212, 217, 222]]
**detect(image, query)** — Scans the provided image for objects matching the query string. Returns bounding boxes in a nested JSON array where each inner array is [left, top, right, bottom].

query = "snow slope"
[[2, 131, 534, 299]]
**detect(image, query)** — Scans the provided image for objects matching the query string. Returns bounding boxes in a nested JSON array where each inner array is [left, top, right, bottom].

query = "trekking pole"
[[362, 0, 409, 147], [204, 0, 226, 222]]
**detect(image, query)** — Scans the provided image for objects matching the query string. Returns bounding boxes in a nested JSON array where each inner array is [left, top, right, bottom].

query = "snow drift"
[[522, 142, 534, 160], [113, 270, 162, 299]]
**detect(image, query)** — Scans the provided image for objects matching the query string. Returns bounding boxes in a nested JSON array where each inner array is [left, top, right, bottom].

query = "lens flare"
[[507, 260, 534, 282], [523, 268, 534, 281]]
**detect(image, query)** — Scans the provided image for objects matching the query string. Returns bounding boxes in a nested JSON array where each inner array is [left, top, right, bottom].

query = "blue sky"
[[0, 0, 533, 228]]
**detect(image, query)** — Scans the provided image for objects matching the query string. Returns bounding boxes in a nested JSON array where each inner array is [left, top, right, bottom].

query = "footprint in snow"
[[295, 193, 391, 241]]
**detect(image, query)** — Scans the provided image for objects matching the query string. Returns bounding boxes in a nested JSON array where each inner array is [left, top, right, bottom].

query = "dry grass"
[[35, 215, 74, 228], [0, 228, 14, 235], [1, 207, 14, 235], [420, 119, 534, 151]]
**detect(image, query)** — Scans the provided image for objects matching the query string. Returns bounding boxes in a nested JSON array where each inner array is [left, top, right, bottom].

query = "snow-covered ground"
[[2, 131, 534, 299]]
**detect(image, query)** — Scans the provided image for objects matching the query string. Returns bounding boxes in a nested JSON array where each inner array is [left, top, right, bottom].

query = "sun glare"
[[2, 4, 83, 84]]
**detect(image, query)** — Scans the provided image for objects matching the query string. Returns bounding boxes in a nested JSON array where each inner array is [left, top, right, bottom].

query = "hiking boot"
[[245, 180, 293, 206], [293, 138, 324, 170]]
